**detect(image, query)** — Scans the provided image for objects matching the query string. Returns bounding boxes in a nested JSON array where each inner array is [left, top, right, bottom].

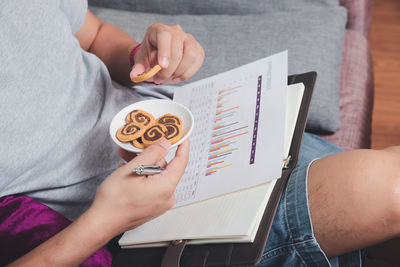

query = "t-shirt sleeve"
[[59, 0, 88, 34]]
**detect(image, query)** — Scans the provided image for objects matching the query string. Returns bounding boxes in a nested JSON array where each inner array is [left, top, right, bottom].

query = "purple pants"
[[0, 195, 112, 266]]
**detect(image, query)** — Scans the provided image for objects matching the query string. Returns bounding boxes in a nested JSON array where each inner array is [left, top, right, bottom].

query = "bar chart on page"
[[174, 78, 260, 202], [174, 81, 216, 203], [205, 85, 250, 176], [173, 52, 287, 207]]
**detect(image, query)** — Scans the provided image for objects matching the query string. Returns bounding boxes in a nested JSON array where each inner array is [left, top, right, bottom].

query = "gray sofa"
[[89, 0, 373, 146], [88, 0, 382, 265]]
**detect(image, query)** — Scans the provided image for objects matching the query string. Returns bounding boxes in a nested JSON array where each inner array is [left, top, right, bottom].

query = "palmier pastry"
[[125, 109, 155, 126], [156, 113, 182, 126], [116, 122, 146, 142], [142, 124, 168, 147], [163, 123, 183, 144], [132, 137, 145, 149], [131, 64, 162, 83]]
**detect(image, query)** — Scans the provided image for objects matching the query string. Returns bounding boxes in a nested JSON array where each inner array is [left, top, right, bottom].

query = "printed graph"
[[205, 85, 249, 176], [172, 51, 286, 207]]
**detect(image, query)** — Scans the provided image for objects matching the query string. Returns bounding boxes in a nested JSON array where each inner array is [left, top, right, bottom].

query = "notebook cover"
[[113, 72, 317, 267]]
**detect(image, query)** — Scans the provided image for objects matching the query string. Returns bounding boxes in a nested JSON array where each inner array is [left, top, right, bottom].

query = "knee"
[[388, 164, 400, 226], [369, 149, 400, 226], [312, 148, 400, 222], [347, 149, 400, 226], [386, 173, 400, 224]]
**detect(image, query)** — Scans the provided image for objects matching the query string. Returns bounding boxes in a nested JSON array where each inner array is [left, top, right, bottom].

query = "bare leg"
[[307, 147, 400, 258]]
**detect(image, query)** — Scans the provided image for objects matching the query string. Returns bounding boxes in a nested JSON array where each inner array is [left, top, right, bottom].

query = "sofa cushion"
[[321, 29, 373, 149], [340, 0, 373, 37], [88, 0, 341, 15], [91, 5, 347, 133]]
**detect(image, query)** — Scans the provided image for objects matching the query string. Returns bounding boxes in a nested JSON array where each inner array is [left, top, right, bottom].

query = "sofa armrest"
[[320, 29, 374, 150], [340, 0, 374, 37]]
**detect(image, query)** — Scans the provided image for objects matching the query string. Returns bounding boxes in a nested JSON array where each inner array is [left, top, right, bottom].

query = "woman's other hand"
[[130, 23, 205, 84], [90, 139, 190, 236]]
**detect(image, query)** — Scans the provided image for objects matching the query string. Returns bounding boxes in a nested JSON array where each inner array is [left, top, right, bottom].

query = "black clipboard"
[[113, 72, 317, 267]]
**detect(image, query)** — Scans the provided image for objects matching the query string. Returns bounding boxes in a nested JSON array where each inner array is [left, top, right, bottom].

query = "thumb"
[[128, 139, 171, 168], [130, 63, 146, 81]]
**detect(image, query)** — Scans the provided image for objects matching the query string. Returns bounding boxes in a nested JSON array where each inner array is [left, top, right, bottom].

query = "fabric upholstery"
[[89, 0, 375, 148], [320, 29, 374, 150], [339, 0, 373, 37], [88, 0, 341, 15], [91, 5, 347, 133]]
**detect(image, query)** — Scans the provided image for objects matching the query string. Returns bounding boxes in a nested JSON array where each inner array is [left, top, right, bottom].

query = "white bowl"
[[109, 99, 194, 153]]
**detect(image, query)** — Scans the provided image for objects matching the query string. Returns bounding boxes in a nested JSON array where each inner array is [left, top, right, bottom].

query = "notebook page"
[[172, 51, 288, 207], [119, 83, 305, 248], [120, 182, 276, 247], [283, 83, 305, 158], [188, 82, 305, 246]]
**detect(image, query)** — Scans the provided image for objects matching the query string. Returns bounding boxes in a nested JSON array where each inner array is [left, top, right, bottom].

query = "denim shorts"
[[255, 133, 362, 267]]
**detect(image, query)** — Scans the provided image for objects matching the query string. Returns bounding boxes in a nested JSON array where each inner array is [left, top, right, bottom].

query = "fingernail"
[[130, 66, 138, 79], [131, 64, 138, 72], [157, 139, 171, 150], [160, 56, 169, 68]]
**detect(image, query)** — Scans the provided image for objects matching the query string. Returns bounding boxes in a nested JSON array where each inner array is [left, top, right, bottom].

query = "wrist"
[[47, 209, 113, 266], [84, 205, 122, 241]]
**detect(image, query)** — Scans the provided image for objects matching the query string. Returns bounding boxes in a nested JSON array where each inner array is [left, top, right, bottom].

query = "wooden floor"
[[370, 0, 400, 149]]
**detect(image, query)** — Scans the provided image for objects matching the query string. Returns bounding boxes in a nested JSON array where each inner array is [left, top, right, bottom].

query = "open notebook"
[[114, 51, 316, 267], [119, 82, 304, 248]]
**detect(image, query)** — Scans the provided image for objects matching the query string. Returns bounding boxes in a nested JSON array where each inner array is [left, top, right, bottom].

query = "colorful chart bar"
[[205, 85, 249, 176]]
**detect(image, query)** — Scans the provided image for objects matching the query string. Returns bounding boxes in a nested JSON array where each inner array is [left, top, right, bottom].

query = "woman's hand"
[[89, 139, 190, 237], [8, 140, 189, 267], [130, 23, 205, 84]]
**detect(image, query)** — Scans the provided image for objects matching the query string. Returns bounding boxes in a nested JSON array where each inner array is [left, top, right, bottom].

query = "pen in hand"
[[133, 164, 165, 176]]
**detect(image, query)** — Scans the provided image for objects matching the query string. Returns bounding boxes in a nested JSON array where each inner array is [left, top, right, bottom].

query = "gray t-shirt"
[[0, 0, 144, 220]]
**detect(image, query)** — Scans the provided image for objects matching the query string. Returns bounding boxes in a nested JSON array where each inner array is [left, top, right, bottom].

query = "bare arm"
[[8, 209, 113, 267], [8, 140, 190, 266], [75, 10, 138, 86]]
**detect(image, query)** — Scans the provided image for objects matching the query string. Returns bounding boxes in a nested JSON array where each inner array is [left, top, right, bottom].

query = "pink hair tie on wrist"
[[129, 43, 141, 67]]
